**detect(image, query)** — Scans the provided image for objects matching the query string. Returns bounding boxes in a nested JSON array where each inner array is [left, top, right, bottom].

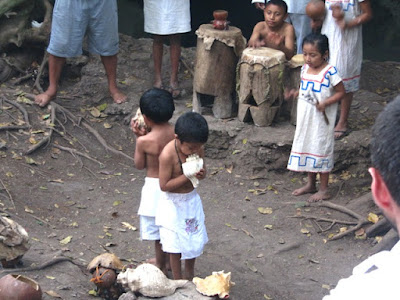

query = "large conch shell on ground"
[[117, 263, 188, 297], [182, 154, 203, 188], [193, 271, 234, 299]]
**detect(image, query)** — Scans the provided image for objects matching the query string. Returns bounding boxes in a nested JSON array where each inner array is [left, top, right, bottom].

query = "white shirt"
[[251, 0, 310, 14], [323, 241, 400, 299]]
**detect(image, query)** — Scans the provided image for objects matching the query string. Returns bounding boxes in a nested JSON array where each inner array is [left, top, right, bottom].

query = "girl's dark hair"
[[175, 112, 209, 144], [302, 33, 329, 55]]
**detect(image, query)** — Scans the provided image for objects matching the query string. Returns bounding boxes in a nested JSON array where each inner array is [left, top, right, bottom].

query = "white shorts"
[[140, 216, 160, 241], [47, 0, 119, 57]]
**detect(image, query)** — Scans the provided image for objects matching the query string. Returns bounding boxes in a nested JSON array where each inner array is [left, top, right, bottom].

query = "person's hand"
[[316, 101, 326, 112], [130, 118, 147, 137], [254, 3, 265, 10], [195, 168, 206, 180], [248, 38, 265, 48], [267, 32, 284, 48], [284, 88, 299, 100]]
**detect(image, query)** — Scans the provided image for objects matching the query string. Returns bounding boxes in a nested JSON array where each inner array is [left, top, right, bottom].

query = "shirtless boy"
[[131, 88, 175, 274], [157, 112, 209, 280], [248, 0, 295, 60]]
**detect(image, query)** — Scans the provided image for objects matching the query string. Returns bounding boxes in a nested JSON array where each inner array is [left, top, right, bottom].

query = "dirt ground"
[[0, 35, 400, 300]]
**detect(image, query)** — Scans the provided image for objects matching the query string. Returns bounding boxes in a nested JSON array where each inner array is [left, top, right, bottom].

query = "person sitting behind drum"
[[248, 0, 295, 60]]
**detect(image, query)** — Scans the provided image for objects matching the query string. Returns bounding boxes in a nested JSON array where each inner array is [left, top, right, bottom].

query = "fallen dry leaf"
[[121, 222, 137, 231], [368, 212, 379, 224], [45, 290, 62, 298], [258, 207, 273, 214], [60, 235, 72, 245]]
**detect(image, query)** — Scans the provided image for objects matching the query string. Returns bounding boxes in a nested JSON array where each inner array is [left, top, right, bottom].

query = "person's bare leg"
[[154, 240, 167, 275], [100, 54, 126, 104], [169, 34, 181, 97], [292, 172, 317, 196], [35, 54, 65, 107], [153, 35, 164, 89], [169, 253, 182, 279], [334, 92, 353, 138], [308, 172, 331, 202], [184, 258, 195, 280]]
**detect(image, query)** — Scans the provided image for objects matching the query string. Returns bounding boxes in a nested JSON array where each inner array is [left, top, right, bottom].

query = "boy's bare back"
[[134, 124, 175, 178]]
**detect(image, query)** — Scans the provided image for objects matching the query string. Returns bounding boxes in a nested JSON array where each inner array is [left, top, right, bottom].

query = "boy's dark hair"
[[371, 95, 400, 206], [175, 112, 209, 144], [139, 88, 175, 124], [265, 0, 288, 14], [302, 32, 329, 55]]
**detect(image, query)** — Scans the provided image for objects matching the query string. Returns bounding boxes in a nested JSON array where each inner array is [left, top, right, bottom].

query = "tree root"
[[53, 144, 104, 168], [25, 103, 55, 154], [34, 50, 48, 93], [0, 94, 31, 131], [0, 256, 86, 274], [0, 178, 15, 209], [291, 200, 369, 241]]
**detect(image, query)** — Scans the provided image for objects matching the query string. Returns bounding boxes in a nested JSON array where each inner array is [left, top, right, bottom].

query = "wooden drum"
[[237, 47, 286, 126]]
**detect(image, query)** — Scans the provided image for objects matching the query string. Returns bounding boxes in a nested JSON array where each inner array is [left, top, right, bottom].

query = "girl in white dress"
[[287, 33, 345, 202]]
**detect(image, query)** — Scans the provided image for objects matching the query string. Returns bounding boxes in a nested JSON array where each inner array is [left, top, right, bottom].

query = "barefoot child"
[[287, 33, 345, 202], [248, 0, 295, 60], [131, 88, 175, 274], [157, 112, 209, 280]]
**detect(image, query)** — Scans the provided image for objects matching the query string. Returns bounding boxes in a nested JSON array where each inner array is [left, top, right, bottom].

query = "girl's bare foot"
[[292, 183, 316, 196], [308, 190, 331, 203], [111, 91, 127, 104]]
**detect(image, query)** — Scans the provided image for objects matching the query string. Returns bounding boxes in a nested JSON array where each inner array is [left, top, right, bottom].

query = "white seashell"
[[132, 108, 148, 131], [193, 271, 235, 299], [117, 263, 188, 297], [182, 154, 203, 188]]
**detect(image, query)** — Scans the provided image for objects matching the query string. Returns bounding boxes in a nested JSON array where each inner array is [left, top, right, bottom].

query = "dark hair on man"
[[371, 95, 400, 205], [175, 112, 209, 144], [139, 88, 175, 124], [265, 0, 288, 14], [302, 32, 329, 56]]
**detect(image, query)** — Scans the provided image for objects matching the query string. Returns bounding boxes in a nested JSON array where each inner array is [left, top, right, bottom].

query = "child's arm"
[[316, 81, 345, 112], [248, 22, 265, 48], [159, 151, 190, 192], [195, 147, 207, 181], [280, 24, 295, 60], [134, 138, 146, 170], [333, 0, 372, 30]]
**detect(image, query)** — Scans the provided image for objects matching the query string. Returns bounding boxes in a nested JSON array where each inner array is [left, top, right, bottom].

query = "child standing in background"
[[248, 0, 295, 60], [321, 0, 372, 139], [287, 33, 345, 202], [131, 88, 175, 274], [157, 112, 209, 280], [143, 0, 191, 98]]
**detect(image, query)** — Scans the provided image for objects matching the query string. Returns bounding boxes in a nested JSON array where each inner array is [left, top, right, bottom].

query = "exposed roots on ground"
[[33, 50, 48, 93], [291, 200, 370, 241], [0, 256, 86, 274], [1, 90, 134, 162], [0, 94, 31, 131]]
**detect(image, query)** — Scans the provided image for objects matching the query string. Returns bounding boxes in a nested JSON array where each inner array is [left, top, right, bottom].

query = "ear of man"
[[370, 167, 396, 212]]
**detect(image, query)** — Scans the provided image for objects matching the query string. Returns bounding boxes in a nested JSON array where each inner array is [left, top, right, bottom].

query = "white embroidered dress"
[[322, 0, 364, 92], [287, 64, 342, 173]]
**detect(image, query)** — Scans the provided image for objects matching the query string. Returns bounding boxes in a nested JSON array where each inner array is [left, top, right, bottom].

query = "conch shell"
[[87, 253, 124, 273], [117, 263, 188, 297], [0, 216, 30, 264], [132, 108, 148, 131], [182, 154, 203, 188], [193, 271, 234, 299]]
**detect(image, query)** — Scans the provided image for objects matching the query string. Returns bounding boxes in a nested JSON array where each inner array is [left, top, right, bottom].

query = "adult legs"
[[184, 258, 195, 280], [288, 13, 312, 54], [334, 92, 353, 139], [169, 34, 181, 93], [34, 54, 65, 107], [100, 54, 127, 103], [152, 35, 164, 88]]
